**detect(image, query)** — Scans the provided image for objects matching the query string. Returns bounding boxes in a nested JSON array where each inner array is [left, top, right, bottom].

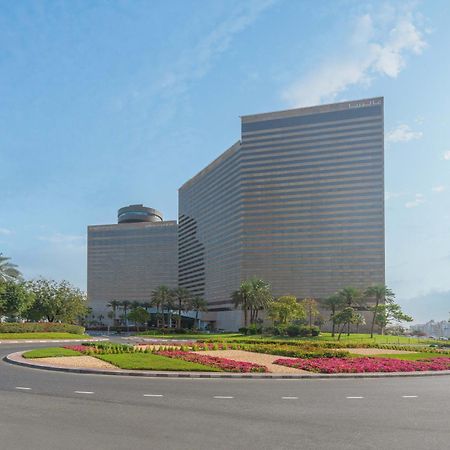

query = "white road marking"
[[74, 391, 94, 394], [15, 387, 31, 390], [346, 396, 364, 399], [213, 396, 234, 399], [282, 396, 298, 400], [402, 395, 418, 398], [143, 394, 164, 397]]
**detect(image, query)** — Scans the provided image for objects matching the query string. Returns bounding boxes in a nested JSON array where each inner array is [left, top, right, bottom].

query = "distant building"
[[179, 98, 385, 330], [410, 320, 450, 338], [87, 205, 178, 319]]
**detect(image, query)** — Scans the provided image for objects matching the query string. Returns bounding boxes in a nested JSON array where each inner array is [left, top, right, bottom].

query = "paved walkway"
[[194, 350, 309, 374]]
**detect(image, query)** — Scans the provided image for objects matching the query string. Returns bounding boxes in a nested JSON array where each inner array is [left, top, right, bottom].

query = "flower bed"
[[64, 345, 94, 353], [156, 350, 268, 373], [273, 357, 450, 373]]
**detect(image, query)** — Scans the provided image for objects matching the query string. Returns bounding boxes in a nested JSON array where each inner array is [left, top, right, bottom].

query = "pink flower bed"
[[156, 350, 268, 373], [273, 357, 450, 374]]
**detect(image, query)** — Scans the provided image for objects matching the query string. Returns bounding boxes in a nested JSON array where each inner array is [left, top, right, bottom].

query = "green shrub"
[[0, 322, 85, 334]]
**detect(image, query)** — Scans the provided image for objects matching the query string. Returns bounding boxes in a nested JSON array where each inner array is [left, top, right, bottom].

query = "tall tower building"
[[87, 205, 178, 319], [179, 98, 385, 330]]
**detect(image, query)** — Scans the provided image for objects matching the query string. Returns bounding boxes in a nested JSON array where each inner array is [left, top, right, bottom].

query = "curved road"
[[0, 340, 449, 450]]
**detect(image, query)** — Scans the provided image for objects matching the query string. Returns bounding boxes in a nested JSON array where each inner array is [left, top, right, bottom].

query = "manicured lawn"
[[370, 352, 449, 361], [136, 333, 241, 340], [96, 353, 222, 371], [0, 332, 89, 340], [23, 347, 82, 358]]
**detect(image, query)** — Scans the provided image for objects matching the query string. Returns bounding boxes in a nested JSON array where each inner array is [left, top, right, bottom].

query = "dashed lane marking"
[[213, 396, 234, 399], [346, 396, 364, 399], [143, 394, 164, 397], [282, 397, 299, 400], [402, 395, 418, 398], [15, 387, 31, 390], [74, 391, 94, 395]]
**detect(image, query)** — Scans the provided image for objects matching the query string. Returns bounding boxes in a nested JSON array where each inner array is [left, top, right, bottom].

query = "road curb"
[[5, 351, 450, 379], [0, 338, 109, 345]]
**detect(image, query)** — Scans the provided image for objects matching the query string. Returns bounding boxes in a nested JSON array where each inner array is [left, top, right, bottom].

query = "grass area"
[[136, 333, 241, 340], [96, 353, 222, 371], [0, 332, 89, 340], [23, 347, 82, 358], [369, 352, 449, 361]]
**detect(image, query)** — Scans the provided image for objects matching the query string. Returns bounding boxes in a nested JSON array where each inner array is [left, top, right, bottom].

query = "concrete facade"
[[179, 98, 385, 330]]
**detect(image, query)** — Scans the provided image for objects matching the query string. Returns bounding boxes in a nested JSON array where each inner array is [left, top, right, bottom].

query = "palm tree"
[[171, 287, 191, 329], [121, 300, 131, 330], [248, 278, 272, 324], [365, 285, 395, 338], [338, 287, 362, 335], [151, 285, 172, 328], [107, 300, 121, 326], [190, 296, 208, 329], [231, 280, 253, 327], [0, 254, 22, 282], [322, 294, 345, 337]]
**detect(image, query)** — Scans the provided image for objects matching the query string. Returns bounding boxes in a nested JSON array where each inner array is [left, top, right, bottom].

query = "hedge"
[[0, 322, 85, 334]]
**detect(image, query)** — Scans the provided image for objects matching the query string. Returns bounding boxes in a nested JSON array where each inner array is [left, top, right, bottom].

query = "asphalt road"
[[0, 341, 449, 450]]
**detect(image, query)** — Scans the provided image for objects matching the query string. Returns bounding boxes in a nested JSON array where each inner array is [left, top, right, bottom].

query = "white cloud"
[[282, 6, 427, 106], [38, 233, 86, 249], [432, 185, 446, 193], [386, 124, 423, 143], [443, 150, 450, 160], [405, 193, 425, 208], [0, 227, 12, 235]]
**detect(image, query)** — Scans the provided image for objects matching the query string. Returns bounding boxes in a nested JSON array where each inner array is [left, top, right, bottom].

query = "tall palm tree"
[[365, 285, 395, 338], [322, 294, 345, 337], [338, 287, 362, 335], [0, 254, 22, 282], [190, 296, 208, 329], [121, 300, 131, 330], [248, 278, 272, 324], [151, 285, 172, 328], [106, 300, 121, 326], [231, 280, 253, 327], [171, 287, 191, 329]]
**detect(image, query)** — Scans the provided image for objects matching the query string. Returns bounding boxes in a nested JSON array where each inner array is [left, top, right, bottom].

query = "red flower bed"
[[156, 350, 268, 373], [63, 345, 95, 353], [273, 357, 450, 374]]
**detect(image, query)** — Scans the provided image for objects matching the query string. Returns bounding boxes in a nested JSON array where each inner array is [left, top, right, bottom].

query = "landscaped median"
[[8, 340, 450, 378]]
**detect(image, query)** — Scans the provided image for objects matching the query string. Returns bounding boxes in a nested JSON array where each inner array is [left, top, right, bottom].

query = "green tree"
[[26, 279, 88, 323], [334, 307, 358, 341], [0, 280, 34, 320], [338, 287, 363, 335], [267, 296, 306, 325], [0, 254, 22, 282], [322, 294, 345, 337], [127, 307, 150, 332], [106, 300, 121, 326], [374, 298, 413, 335], [171, 287, 191, 329], [120, 300, 131, 330], [151, 285, 172, 328], [301, 298, 319, 331], [189, 296, 208, 329], [365, 285, 395, 338], [231, 280, 253, 327]]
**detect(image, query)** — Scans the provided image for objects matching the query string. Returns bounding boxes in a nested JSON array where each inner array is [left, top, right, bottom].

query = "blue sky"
[[1, 0, 449, 323]]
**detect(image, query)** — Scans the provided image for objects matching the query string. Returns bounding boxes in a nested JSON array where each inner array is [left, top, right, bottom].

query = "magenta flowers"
[[156, 350, 268, 373], [273, 357, 450, 374]]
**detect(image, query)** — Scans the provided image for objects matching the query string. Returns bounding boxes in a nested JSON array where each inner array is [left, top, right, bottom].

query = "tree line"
[[232, 278, 413, 338], [106, 286, 208, 330]]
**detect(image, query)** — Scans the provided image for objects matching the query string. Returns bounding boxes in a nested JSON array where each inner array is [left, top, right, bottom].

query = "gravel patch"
[[194, 350, 309, 374], [342, 348, 416, 355], [35, 356, 116, 370]]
